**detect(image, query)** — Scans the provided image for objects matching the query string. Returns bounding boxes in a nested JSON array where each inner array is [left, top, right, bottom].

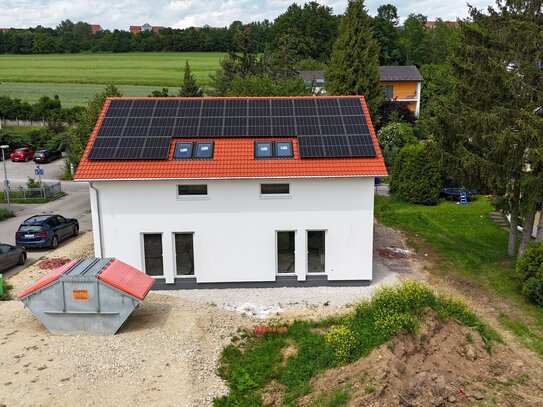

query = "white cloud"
[[0, 0, 497, 30]]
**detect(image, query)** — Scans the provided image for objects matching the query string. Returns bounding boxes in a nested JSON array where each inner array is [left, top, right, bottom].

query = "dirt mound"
[[299, 312, 543, 406]]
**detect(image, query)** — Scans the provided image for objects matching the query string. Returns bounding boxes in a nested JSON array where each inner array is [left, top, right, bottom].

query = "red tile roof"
[[16, 259, 80, 299], [74, 96, 387, 181], [97, 259, 154, 301]]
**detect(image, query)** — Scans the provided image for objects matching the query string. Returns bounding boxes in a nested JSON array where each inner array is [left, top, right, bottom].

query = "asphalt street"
[[0, 157, 92, 276]]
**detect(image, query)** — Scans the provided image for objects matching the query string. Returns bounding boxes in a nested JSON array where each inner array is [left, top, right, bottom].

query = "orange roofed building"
[[74, 96, 386, 289]]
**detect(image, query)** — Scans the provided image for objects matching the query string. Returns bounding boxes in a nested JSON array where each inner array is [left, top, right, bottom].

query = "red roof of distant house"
[[424, 20, 459, 28], [0, 28, 11, 32], [129, 25, 141, 34], [152, 26, 165, 33], [74, 96, 388, 181], [90, 24, 102, 34]]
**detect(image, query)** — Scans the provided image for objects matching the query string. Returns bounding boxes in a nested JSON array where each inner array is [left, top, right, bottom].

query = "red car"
[[10, 147, 35, 162]]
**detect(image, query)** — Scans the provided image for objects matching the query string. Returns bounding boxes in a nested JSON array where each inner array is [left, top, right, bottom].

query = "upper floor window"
[[174, 142, 214, 159], [384, 85, 394, 99], [255, 141, 293, 159]]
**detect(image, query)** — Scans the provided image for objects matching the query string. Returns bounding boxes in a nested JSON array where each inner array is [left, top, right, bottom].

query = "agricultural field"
[[0, 52, 225, 107]]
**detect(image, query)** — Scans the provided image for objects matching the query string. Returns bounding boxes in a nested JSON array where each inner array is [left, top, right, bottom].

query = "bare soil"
[[298, 312, 543, 406]]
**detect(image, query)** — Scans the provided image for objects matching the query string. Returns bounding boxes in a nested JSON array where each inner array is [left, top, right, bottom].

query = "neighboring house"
[[90, 24, 102, 34], [298, 70, 326, 94], [379, 65, 423, 117], [424, 20, 459, 28], [297, 67, 423, 116], [129, 24, 164, 34], [74, 96, 387, 289], [0, 28, 11, 32]]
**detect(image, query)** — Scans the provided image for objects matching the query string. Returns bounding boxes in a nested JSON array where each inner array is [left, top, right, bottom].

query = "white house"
[[74, 96, 387, 289]]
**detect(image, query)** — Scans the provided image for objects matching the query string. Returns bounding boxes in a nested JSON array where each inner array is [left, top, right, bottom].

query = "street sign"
[[35, 168, 44, 176]]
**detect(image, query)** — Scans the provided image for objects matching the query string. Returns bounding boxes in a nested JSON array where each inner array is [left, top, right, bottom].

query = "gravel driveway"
[[1, 222, 422, 406]]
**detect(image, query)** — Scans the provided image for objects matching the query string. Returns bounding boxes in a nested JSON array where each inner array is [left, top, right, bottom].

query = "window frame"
[[306, 229, 326, 275], [275, 141, 293, 158], [173, 142, 194, 159], [141, 232, 164, 278], [176, 184, 209, 200], [260, 183, 291, 198], [276, 230, 296, 275], [254, 141, 273, 159], [173, 232, 195, 278], [384, 84, 394, 99], [194, 142, 214, 159]]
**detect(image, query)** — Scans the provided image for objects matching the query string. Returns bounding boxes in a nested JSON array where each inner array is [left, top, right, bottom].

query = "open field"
[[0, 52, 225, 106]]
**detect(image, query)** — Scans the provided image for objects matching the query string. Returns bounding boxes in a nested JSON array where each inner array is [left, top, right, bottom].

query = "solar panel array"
[[87, 97, 376, 160]]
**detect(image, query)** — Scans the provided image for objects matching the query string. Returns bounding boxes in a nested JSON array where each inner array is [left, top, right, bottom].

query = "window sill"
[[177, 196, 209, 201], [259, 194, 291, 199]]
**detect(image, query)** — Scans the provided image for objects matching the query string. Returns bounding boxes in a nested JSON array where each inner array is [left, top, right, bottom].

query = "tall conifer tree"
[[179, 60, 204, 97], [325, 0, 382, 120]]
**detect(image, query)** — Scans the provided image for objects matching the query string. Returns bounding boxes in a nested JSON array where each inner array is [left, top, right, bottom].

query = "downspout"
[[89, 182, 104, 258]]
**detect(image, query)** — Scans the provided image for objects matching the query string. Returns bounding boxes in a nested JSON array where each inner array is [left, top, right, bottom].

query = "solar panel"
[[88, 97, 376, 160]]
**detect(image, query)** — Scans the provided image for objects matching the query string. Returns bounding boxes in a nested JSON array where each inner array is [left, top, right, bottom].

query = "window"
[[255, 141, 273, 158], [194, 142, 214, 158], [255, 141, 294, 159], [47, 218, 60, 228], [307, 231, 325, 273], [177, 184, 208, 196], [260, 183, 289, 195], [173, 141, 213, 159], [143, 234, 163, 276], [277, 231, 295, 274], [275, 141, 293, 158], [174, 142, 193, 159], [384, 85, 394, 99], [174, 233, 194, 276]]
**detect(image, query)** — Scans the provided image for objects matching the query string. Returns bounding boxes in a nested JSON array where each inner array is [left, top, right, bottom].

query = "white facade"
[[89, 177, 375, 286]]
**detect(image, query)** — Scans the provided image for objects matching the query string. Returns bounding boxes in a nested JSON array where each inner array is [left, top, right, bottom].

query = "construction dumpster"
[[17, 258, 155, 335]]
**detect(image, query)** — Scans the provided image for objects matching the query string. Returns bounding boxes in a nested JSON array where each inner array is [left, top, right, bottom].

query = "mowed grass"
[[0, 52, 224, 86], [374, 195, 543, 333], [1, 82, 171, 108], [0, 52, 225, 106]]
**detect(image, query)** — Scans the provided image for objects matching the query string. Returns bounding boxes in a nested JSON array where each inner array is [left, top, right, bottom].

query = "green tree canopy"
[[179, 60, 204, 97], [325, 0, 383, 120]]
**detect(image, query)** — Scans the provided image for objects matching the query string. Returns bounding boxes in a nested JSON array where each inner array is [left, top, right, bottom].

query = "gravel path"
[[1, 221, 422, 406]]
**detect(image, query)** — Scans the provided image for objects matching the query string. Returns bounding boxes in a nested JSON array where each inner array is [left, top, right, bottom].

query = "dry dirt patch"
[[298, 312, 543, 407]]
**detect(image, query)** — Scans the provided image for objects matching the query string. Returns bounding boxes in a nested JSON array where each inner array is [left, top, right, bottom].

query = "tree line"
[[0, 2, 456, 67]]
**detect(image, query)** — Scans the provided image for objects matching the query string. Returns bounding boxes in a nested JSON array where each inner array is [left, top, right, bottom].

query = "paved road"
[[0, 178, 91, 277]]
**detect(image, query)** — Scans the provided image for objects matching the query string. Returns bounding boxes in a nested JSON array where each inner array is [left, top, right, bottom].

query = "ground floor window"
[[277, 231, 295, 274], [174, 233, 194, 276], [307, 230, 325, 273], [143, 233, 163, 276]]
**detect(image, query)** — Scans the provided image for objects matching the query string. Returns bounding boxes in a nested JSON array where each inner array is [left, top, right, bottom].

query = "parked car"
[[33, 149, 62, 163], [10, 147, 35, 162], [15, 214, 79, 249], [0, 243, 26, 272]]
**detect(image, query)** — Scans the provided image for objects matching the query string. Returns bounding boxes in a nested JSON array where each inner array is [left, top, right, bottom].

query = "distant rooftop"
[[379, 66, 423, 82]]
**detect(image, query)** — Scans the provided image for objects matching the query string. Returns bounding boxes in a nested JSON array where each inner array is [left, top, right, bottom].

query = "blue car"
[[16, 214, 79, 249]]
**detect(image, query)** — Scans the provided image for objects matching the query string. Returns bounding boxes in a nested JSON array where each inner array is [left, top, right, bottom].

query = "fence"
[[2, 182, 62, 201]]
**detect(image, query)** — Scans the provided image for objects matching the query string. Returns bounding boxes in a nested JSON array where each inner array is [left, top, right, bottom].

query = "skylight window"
[[173, 141, 214, 159], [255, 141, 273, 158], [275, 141, 293, 158], [194, 142, 214, 159], [173, 142, 193, 159]]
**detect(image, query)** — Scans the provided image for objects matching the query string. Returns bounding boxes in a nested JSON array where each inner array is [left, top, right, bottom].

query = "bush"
[[377, 122, 418, 169], [389, 142, 442, 205], [325, 325, 356, 365], [516, 242, 543, 306]]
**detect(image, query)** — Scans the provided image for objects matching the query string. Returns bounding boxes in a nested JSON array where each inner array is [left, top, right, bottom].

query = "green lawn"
[[0, 52, 225, 106], [374, 195, 543, 341]]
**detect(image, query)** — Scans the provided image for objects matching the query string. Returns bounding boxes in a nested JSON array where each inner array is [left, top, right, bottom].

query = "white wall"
[[89, 177, 375, 284]]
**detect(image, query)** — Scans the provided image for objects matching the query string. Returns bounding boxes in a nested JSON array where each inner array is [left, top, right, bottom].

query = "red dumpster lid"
[[17, 259, 81, 299], [97, 259, 154, 300]]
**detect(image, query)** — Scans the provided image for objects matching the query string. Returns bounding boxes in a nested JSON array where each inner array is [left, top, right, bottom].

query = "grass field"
[[0, 52, 225, 107]]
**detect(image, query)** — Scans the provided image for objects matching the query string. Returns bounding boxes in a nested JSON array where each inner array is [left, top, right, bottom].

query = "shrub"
[[516, 242, 543, 306], [325, 325, 356, 365], [377, 122, 418, 169], [389, 142, 442, 205]]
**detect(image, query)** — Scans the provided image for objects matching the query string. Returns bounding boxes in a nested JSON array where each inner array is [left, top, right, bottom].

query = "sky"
[[0, 0, 498, 30]]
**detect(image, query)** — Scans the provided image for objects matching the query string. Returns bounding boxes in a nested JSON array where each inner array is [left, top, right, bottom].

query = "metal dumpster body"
[[17, 258, 154, 335]]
